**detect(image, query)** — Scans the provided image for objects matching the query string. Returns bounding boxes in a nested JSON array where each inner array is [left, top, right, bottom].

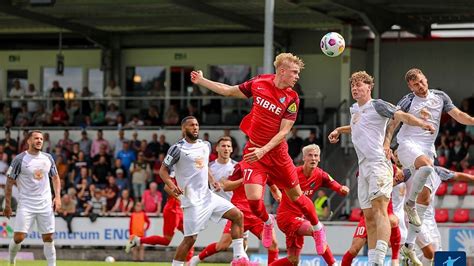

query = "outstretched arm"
[[220, 177, 244, 192], [243, 118, 294, 163], [393, 111, 435, 133], [328, 125, 351, 144], [448, 107, 474, 125], [383, 118, 401, 159], [190, 70, 247, 99]]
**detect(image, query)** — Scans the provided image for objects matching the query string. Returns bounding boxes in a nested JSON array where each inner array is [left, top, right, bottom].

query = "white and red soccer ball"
[[320, 32, 345, 57]]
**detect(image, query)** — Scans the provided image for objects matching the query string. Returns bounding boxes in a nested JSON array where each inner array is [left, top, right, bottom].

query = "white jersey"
[[350, 99, 398, 163], [163, 138, 212, 208], [397, 90, 455, 155], [6, 151, 58, 213], [209, 159, 237, 201]]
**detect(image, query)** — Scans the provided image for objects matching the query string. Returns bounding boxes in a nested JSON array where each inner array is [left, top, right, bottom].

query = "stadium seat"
[[451, 182, 468, 196], [461, 195, 474, 209], [348, 208, 362, 222], [452, 209, 470, 223], [439, 195, 460, 209], [435, 182, 448, 196], [435, 209, 449, 223]]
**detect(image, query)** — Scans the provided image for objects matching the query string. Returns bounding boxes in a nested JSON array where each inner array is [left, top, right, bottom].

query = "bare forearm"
[[384, 119, 400, 147], [262, 131, 288, 153], [198, 78, 237, 97], [159, 167, 174, 188], [52, 175, 61, 199], [397, 112, 426, 128], [5, 178, 14, 207], [336, 125, 351, 134], [454, 111, 474, 125]]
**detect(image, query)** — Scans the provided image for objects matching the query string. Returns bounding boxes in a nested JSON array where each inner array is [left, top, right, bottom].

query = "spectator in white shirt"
[[104, 80, 122, 108]]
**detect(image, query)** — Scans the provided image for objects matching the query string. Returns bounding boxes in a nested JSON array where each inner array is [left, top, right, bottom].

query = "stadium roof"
[[0, 0, 474, 49]]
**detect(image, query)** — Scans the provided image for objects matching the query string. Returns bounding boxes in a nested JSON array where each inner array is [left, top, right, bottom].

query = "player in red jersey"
[[191, 53, 327, 254], [125, 179, 195, 262], [341, 200, 402, 266], [270, 144, 349, 266], [189, 162, 281, 265]]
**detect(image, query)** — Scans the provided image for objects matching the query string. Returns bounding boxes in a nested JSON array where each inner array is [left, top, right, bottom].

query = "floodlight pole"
[[263, 0, 274, 74]]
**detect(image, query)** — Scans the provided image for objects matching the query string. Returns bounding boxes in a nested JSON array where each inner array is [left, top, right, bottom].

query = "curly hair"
[[350, 71, 374, 87]]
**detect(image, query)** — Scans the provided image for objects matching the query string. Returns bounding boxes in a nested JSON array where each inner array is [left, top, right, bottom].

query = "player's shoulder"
[[209, 160, 217, 167], [430, 89, 450, 99], [11, 152, 27, 164], [40, 151, 54, 159], [168, 139, 185, 154], [230, 159, 238, 166], [398, 92, 415, 104]]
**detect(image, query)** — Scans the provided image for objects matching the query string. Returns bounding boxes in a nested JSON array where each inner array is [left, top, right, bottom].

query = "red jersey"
[[238, 74, 300, 146], [278, 166, 343, 217], [228, 163, 252, 213]]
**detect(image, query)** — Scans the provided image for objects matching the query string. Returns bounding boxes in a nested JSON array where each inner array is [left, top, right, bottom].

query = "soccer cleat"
[[312, 226, 327, 255], [189, 255, 200, 266], [404, 203, 421, 226], [401, 245, 422, 266], [231, 257, 259, 266], [262, 214, 275, 248], [125, 235, 139, 253]]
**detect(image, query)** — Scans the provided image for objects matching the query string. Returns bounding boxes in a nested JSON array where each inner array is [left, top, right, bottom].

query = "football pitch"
[[2, 261, 228, 266]]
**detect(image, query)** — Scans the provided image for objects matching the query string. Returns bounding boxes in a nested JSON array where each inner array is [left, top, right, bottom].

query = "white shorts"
[[416, 219, 441, 249], [358, 159, 393, 209], [14, 208, 55, 234], [183, 192, 235, 236], [397, 141, 435, 171]]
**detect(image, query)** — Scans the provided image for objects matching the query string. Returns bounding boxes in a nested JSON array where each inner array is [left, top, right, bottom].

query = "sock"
[[172, 260, 185, 266], [140, 235, 171, 246], [293, 195, 319, 225], [374, 240, 388, 265], [368, 249, 376, 263], [407, 166, 433, 203], [270, 257, 292, 266], [406, 204, 428, 244], [267, 249, 279, 264], [44, 241, 56, 266], [198, 243, 217, 260], [312, 221, 323, 231], [9, 239, 22, 264], [322, 246, 336, 265], [342, 251, 356, 266], [232, 238, 247, 259], [422, 256, 434, 265], [390, 226, 401, 260], [248, 199, 269, 222]]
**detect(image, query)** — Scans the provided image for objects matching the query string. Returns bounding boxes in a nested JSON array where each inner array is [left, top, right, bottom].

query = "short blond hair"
[[274, 53, 305, 70], [350, 71, 374, 87], [302, 144, 320, 157], [405, 68, 424, 83]]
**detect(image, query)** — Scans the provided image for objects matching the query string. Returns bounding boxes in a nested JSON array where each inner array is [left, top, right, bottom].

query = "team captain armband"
[[287, 102, 298, 113]]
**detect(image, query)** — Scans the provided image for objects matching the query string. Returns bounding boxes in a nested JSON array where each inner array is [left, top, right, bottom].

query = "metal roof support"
[[0, 0, 110, 47], [263, 0, 274, 74]]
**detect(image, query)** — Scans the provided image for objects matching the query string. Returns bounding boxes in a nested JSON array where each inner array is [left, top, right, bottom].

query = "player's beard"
[[185, 130, 198, 141]]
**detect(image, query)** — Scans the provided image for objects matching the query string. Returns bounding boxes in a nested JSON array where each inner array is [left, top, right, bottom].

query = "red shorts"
[[276, 215, 306, 250], [163, 198, 183, 237], [353, 201, 394, 239], [353, 217, 367, 239], [241, 142, 298, 189]]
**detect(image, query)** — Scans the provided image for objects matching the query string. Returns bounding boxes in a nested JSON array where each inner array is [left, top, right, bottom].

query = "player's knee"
[[288, 255, 299, 265], [417, 188, 431, 205], [13, 233, 26, 244], [42, 235, 54, 242], [422, 246, 434, 260], [230, 209, 243, 223]]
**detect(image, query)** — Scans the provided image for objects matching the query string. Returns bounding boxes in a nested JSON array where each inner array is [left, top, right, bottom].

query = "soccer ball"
[[320, 32, 345, 57], [105, 256, 116, 263]]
